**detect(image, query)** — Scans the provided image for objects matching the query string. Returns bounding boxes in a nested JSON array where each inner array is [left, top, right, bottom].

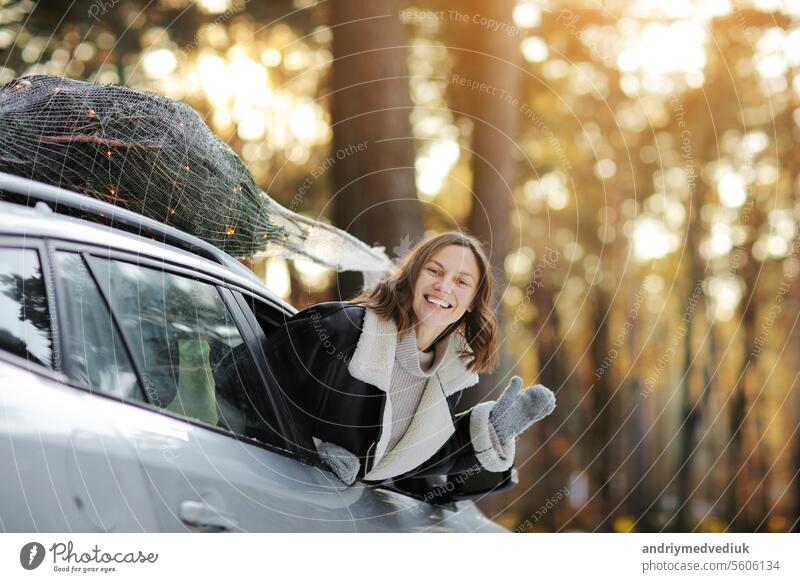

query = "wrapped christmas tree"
[[0, 75, 391, 279]]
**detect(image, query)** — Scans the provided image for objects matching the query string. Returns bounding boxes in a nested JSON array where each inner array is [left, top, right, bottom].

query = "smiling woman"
[[265, 231, 557, 488]]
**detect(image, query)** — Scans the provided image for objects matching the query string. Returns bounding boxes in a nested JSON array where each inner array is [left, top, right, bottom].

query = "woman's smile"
[[423, 294, 452, 309]]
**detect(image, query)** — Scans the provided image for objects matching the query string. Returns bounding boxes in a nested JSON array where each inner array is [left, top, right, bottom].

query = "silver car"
[[0, 172, 511, 532]]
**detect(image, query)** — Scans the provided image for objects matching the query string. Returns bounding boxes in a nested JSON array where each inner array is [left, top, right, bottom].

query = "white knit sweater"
[[383, 330, 450, 455]]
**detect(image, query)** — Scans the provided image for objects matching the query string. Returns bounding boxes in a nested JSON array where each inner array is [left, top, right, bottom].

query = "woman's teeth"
[[425, 295, 451, 309]]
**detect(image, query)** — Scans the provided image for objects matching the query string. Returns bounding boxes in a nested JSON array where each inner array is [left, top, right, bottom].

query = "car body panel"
[[0, 358, 502, 532], [0, 361, 159, 532]]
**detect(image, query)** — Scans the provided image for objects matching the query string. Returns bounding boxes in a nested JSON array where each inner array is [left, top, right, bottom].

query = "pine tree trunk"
[[589, 286, 616, 531], [727, 236, 758, 530], [328, 0, 422, 299], [673, 181, 707, 531]]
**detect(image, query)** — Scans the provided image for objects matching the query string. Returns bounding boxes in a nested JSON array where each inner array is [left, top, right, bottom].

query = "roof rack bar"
[[0, 171, 261, 284]]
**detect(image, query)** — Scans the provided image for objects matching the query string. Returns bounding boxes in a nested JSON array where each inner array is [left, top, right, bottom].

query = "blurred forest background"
[[2, 0, 800, 532]]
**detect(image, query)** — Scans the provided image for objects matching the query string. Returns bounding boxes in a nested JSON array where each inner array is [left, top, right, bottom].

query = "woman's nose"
[[436, 279, 454, 293]]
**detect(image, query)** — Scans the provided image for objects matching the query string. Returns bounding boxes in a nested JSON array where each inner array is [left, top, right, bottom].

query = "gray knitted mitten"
[[317, 441, 361, 485], [489, 376, 556, 444]]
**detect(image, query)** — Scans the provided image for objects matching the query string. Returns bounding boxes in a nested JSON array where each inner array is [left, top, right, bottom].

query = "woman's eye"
[[427, 267, 439, 275], [458, 279, 468, 286]]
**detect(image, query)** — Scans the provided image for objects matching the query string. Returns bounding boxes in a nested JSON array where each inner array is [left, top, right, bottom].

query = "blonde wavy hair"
[[349, 231, 498, 373]]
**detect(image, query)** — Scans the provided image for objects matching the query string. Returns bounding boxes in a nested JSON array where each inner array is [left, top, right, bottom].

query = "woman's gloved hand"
[[317, 440, 360, 485], [489, 376, 556, 444]]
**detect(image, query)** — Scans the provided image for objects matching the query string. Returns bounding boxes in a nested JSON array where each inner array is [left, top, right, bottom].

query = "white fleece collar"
[[347, 307, 479, 396]]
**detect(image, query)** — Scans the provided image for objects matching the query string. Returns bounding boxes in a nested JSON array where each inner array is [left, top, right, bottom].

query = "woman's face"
[[412, 244, 480, 332]]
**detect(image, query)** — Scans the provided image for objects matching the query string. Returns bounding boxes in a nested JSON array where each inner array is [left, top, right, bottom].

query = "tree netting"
[[0, 75, 392, 281]]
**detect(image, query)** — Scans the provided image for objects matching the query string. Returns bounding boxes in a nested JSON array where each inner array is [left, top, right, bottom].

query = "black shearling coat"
[[265, 301, 515, 493]]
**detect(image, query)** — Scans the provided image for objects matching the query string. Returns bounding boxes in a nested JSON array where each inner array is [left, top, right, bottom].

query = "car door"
[[79, 252, 358, 531], [0, 241, 158, 532]]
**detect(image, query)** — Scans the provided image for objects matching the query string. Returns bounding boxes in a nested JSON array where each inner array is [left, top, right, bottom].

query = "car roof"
[[0, 172, 295, 315]]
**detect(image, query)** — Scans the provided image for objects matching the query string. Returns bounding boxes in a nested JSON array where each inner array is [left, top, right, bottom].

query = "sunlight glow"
[[631, 216, 678, 261], [266, 259, 291, 299], [193, 43, 330, 162], [261, 48, 282, 67], [237, 109, 265, 141], [701, 221, 733, 259], [513, 2, 542, 28], [521, 37, 548, 63], [415, 137, 460, 198], [198, 53, 228, 104], [717, 171, 747, 208], [294, 259, 330, 291], [706, 275, 743, 321], [616, 20, 707, 93], [143, 49, 177, 79], [197, 0, 231, 14], [505, 247, 535, 278], [290, 99, 324, 140], [631, 0, 732, 20], [524, 172, 570, 211], [594, 158, 617, 179]]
